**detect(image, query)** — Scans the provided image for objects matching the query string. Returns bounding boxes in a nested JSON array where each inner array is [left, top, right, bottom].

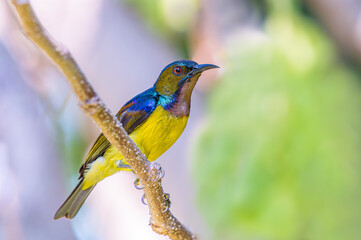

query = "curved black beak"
[[188, 64, 219, 77]]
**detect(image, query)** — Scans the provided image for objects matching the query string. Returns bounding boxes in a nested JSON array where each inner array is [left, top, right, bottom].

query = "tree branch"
[[10, 1, 195, 239]]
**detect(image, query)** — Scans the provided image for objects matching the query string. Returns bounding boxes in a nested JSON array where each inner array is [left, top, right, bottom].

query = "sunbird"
[[54, 60, 218, 219]]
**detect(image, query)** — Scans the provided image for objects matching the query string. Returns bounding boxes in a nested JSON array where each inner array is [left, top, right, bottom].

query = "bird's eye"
[[173, 66, 182, 75]]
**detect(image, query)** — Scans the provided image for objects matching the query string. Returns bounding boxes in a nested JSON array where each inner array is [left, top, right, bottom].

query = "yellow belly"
[[82, 106, 188, 189]]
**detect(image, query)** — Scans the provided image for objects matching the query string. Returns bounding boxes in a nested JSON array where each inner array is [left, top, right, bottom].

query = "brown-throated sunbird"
[[54, 60, 218, 219]]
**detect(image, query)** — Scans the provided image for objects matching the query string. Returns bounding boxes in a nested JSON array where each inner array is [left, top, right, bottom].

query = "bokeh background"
[[1, 0, 361, 239]]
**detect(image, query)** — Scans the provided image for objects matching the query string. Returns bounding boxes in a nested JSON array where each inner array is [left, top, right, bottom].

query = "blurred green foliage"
[[193, 1, 361, 240]]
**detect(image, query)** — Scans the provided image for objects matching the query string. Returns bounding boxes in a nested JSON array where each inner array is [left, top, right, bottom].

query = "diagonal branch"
[[10, 1, 195, 239]]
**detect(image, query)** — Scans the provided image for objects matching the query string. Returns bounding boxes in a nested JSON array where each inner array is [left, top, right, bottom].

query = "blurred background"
[[1, 0, 361, 239]]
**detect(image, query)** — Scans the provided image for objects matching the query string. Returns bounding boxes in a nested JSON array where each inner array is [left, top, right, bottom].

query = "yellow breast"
[[83, 106, 188, 189], [130, 106, 189, 161]]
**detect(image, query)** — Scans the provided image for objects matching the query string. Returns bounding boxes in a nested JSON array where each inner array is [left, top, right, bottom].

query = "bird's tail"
[[54, 180, 95, 220]]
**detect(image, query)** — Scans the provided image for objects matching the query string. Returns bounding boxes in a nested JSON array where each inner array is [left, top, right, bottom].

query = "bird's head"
[[154, 60, 219, 97]]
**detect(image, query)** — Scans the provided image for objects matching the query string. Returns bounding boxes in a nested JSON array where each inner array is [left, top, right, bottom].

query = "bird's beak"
[[188, 64, 219, 77], [178, 63, 219, 87]]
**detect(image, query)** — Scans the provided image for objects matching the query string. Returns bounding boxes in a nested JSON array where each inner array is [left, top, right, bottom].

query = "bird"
[[54, 60, 219, 219]]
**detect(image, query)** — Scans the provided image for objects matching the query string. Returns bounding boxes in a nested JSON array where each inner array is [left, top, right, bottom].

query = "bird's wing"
[[79, 89, 159, 177]]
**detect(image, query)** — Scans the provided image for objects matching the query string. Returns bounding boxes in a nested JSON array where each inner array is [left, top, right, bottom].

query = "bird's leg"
[[117, 160, 131, 169]]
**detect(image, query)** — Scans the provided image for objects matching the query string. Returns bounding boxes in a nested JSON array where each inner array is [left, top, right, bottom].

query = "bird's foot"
[[149, 162, 165, 182], [133, 163, 168, 210], [134, 178, 144, 190], [162, 193, 171, 213], [141, 193, 148, 205], [117, 161, 131, 169], [140, 193, 171, 212]]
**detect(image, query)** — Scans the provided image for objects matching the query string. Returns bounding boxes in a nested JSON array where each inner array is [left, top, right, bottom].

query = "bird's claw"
[[140, 193, 171, 212], [141, 193, 148, 205], [150, 162, 165, 182], [162, 193, 171, 213], [134, 178, 144, 190]]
